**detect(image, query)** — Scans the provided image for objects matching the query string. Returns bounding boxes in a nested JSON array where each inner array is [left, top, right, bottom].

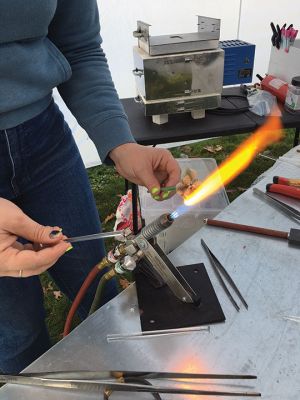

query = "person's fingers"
[[12, 241, 24, 251], [24, 243, 35, 251], [137, 165, 161, 195], [5, 240, 70, 273], [8, 212, 65, 245], [159, 154, 181, 188], [0, 266, 46, 278]]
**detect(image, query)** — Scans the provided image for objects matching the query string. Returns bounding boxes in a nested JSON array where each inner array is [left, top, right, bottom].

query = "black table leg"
[[125, 178, 129, 193], [132, 183, 139, 234], [293, 127, 300, 147]]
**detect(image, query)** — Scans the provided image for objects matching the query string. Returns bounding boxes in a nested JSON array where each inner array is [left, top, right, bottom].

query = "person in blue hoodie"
[[0, 1, 180, 373]]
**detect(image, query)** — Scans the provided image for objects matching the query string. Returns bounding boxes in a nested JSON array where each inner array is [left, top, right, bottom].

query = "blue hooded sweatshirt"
[[0, 0, 135, 162]]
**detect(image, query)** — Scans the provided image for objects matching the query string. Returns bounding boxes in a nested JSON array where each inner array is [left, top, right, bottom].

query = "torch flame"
[[184, 115, 283, 207]]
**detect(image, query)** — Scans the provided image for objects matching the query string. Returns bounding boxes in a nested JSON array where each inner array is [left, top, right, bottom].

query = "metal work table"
[[1, 148, 300, 399]]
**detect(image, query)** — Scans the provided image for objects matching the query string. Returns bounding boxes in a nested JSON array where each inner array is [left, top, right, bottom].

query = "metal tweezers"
[[0, 370, 261, 398], [201, 239, 248, 312], [253, 188, 300, 222]]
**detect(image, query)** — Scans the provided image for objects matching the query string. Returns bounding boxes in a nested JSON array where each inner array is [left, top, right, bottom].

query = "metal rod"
[[66, 231, 124, 243], [258, 153, 300, 167], [282, 315, 300, 323], [0, 375, 261, 397], [204, 219, 289, 240], [21, 370, 257, 381], [107, 326, 209, 341]]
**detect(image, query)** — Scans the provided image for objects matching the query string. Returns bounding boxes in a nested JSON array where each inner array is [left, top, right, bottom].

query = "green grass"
[[42, 128, 295, 343]]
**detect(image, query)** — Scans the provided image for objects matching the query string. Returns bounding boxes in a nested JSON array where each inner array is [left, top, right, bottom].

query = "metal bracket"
[[133, 21, 151, 54], [134, 235, 196, 303], [133, 16, 220, 56], [197, 15, 220, 37]]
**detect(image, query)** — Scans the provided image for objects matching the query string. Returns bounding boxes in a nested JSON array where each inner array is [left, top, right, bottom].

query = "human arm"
[[48, 0, 135, 163], [48, 1, 180, 195]]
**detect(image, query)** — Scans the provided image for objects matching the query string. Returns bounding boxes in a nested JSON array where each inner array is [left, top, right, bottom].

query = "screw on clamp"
[[136, 237, 148, 250]]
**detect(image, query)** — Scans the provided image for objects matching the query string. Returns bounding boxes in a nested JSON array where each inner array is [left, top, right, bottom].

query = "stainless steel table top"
[[1, 147, 300, 399]]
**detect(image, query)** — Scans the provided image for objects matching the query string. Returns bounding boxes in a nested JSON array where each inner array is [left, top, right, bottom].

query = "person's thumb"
[[9, 213, 65, 245]]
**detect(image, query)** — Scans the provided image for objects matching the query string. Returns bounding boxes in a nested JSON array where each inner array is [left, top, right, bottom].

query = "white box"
[[139, 158, 229, 253], [268, 39, 300, 83]]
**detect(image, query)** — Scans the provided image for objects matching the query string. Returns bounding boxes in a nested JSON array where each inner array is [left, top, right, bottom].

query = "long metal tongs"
[[0, 370, 261, 397], [253, 188, 300, 222]]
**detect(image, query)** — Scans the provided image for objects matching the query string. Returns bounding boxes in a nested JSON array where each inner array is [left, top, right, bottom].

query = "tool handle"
[[205, 219, 289, 239], [267, 183, 300, 200], [273, 176, 300, 188]]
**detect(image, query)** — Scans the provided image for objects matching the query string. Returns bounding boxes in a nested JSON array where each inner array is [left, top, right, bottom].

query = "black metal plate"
[[135, 263, 225, 331]]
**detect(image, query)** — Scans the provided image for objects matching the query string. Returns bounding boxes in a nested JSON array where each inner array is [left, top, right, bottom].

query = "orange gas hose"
[[63, 265, 100, 337], [63, 257, 110, 337]]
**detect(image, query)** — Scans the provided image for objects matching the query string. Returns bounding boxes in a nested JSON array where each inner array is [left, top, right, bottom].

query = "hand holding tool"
[[201, 239, 248, 311]]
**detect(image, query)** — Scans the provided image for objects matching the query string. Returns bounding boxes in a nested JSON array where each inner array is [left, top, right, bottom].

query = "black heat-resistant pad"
[[135, 263, 225, 331]]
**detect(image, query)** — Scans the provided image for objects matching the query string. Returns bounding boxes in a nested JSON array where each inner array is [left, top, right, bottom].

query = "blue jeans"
[[0, 101, 117, 373]]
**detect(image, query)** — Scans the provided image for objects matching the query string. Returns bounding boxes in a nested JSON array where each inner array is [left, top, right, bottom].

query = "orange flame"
[[184, 115, 283, 207]]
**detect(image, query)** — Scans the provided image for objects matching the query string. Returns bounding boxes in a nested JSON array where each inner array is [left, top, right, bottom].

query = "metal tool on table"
[[0, 370, 261, 398], [132, 16, 224, 124], [258, 153, 300, 167], [253, 188, 300, 222], [107, 326, 210, 342], [201, 239, 248, 312], [204, 218, 300, 247], [281, 315, 300, 323]]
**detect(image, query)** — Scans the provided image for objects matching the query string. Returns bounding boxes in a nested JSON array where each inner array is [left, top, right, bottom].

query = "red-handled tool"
[[266, 183, 300, 200], [273, 176, 300, 188]]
